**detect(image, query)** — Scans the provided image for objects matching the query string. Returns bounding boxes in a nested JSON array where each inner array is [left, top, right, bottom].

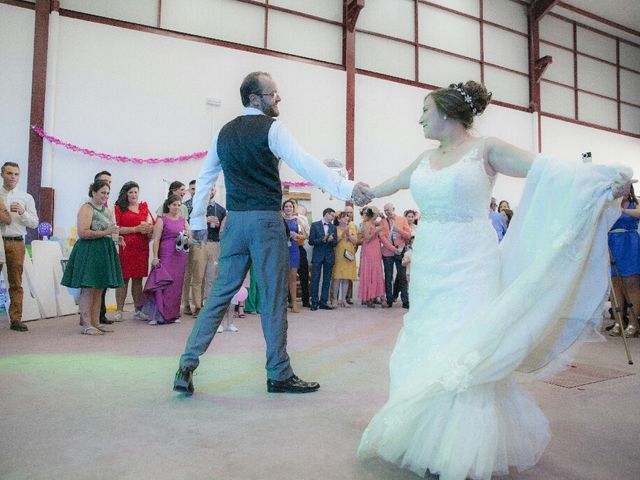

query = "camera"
[[581, 152, 592, 163]]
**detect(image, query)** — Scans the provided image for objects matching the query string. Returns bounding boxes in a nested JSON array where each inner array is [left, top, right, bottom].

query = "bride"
[[358, 81, 630, 479]]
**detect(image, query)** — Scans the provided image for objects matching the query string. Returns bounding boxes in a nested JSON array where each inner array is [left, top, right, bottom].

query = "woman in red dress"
[[114, 181, 154, 321]]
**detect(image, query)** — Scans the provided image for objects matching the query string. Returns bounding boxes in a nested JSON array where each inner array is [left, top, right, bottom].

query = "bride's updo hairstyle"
[[429, 81, 492, 130]]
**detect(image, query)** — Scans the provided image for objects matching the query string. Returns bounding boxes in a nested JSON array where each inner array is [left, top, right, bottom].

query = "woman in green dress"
[[61, 179, 124, 335]]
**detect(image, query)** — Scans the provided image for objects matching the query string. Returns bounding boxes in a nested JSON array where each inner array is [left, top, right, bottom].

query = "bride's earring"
[[443, 114, 448, 120]]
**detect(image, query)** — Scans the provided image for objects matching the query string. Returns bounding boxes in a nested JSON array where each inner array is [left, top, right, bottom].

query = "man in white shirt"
[[0, 162, 39, 331], [174, 71, 372, 395]]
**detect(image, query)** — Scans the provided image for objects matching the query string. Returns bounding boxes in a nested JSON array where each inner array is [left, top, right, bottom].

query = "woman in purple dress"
[[282, 199, 306, 313], [140, 194, 190, 325]]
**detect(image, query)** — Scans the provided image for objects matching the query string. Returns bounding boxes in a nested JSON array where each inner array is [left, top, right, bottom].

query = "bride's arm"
[[486, 137, 535, 178], [371, 152, 427, 199]]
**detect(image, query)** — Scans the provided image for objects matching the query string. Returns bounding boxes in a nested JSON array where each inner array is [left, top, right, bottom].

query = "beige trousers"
[[182, 241, 220, 309]]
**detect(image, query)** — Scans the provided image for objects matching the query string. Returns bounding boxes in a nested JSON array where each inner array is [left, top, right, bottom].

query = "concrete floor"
[[0, 306, 638, 480]]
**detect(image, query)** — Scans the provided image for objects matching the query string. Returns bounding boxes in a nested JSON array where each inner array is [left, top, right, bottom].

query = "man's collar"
[[243, 106, 266, 116], [2, 185, 16, 193]]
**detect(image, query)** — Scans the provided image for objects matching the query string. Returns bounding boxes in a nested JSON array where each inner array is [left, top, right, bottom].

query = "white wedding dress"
[[358, 144, 627, 479]]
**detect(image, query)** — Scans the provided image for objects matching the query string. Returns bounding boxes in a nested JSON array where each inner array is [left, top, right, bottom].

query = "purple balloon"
[[38, 222, 53, 237]]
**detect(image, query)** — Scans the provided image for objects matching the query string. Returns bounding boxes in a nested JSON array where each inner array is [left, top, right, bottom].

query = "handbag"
[[343, 249, 355, 262]]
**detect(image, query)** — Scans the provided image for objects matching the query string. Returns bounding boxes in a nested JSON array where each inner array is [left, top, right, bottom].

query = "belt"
[[3, 236, 24, 241]]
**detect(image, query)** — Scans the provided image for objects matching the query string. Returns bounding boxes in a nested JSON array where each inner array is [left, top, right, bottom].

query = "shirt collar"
[[243, 106, 267, 116]]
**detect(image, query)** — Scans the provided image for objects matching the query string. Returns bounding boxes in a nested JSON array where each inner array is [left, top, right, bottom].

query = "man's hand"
[[352, 182, 374, 206], [191, 229, 207, 248]]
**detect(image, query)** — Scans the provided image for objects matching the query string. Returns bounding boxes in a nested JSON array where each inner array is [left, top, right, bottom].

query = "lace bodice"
[[410, 144, 495, 223]]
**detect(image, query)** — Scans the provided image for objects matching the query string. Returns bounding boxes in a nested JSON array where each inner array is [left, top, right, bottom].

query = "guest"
[[156, 181, 189, 219], [392, 208, 419, 303], [331, 211, 358, 308], [114, 181, 154, 321], [243, 264, 261, 314], [181, 179, 199, 316], [489, 196, 507, 241], [343, 204, 357, 305], [358, 207, 385, 308], [141, 194, 189, 325], [498, 199, 510, 213], [609, 184, 640, 337], [199, 188, 226, 307], [501, 208, 514, 228], [404, 209, 418, 237], [217, 272, 250, 333], [293, 201, 311, 308], [380, 203, 411, 309], [309, 208, 337, 310], [282, 199, 305, 313], [92, 170, 115, 326], [0, 197, 11, 274], [61, 180, 124, 335], [0, 162, 39, 332], [184, 180, 196, 215]]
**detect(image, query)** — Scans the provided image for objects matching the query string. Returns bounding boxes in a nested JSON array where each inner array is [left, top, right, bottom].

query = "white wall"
[[1, 4, 640, 234], [46, 15, 346, 234], [0, 4, 34, 184], [541, 116, 640, 171]]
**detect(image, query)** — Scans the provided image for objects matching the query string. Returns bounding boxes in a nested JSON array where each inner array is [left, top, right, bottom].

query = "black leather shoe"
[[99, 317, 114, 325], [302, 302, 311, 308], [267, 375, 320, 394], [310, 304, 318, 311], [346, 298, 353, 305], [402, 303, 410, 309], [10, 321, 28, 332], [318, 304, 333, 310], [173, 367, 194, 395]]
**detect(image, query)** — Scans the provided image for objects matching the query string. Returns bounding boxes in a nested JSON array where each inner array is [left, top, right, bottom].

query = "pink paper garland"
[[32, 125, 316, 186], [31, 125, 207, 164], [282, 181, 313, 187]]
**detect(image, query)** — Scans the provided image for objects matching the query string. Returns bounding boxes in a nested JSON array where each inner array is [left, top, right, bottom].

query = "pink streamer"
[[31, 125, 315, 187], [31, 125, 207, 164]]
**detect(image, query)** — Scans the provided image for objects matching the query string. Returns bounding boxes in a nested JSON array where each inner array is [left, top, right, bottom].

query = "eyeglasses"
[[255, 91, 279, 99]]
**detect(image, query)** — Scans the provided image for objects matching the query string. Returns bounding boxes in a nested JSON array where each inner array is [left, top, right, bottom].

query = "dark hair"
[[282, 199, 295, 211], [162, 194, 182, 214], [189, 179, 196, 186], [94, 170, 111, 181], [361, 207, 375, 220], [240, 71, 271, 107], [1, 162, 19, 173], [322, 207, 335, 217], [404, 209, 417, 217], [88, 179, 110, 198], [628, 184, 638, 204], [502, 208, 513, 226], [115, 181, 139, 213], [168, 181, 184, 196], [429, 81, 492, 129], [498, 200, 510, 212]]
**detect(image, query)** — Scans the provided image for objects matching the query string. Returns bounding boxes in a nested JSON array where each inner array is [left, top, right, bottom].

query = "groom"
[[174, 71, 372, 395]]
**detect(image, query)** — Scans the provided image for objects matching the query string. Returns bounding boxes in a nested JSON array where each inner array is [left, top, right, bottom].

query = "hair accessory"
[[453, 85, 477, 115]]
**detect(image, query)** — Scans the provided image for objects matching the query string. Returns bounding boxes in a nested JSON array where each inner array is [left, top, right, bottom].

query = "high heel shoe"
[[624, 325, 638, 337], [366, 300, 375, 308], [339, 301, 351, 308], [609, 323, 621, 336], [290, 303, 301, 313]]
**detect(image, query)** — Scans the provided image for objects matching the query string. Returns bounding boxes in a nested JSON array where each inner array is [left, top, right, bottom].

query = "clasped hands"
[[352, 182, 375, 206], [610, 172, 637, 200]]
